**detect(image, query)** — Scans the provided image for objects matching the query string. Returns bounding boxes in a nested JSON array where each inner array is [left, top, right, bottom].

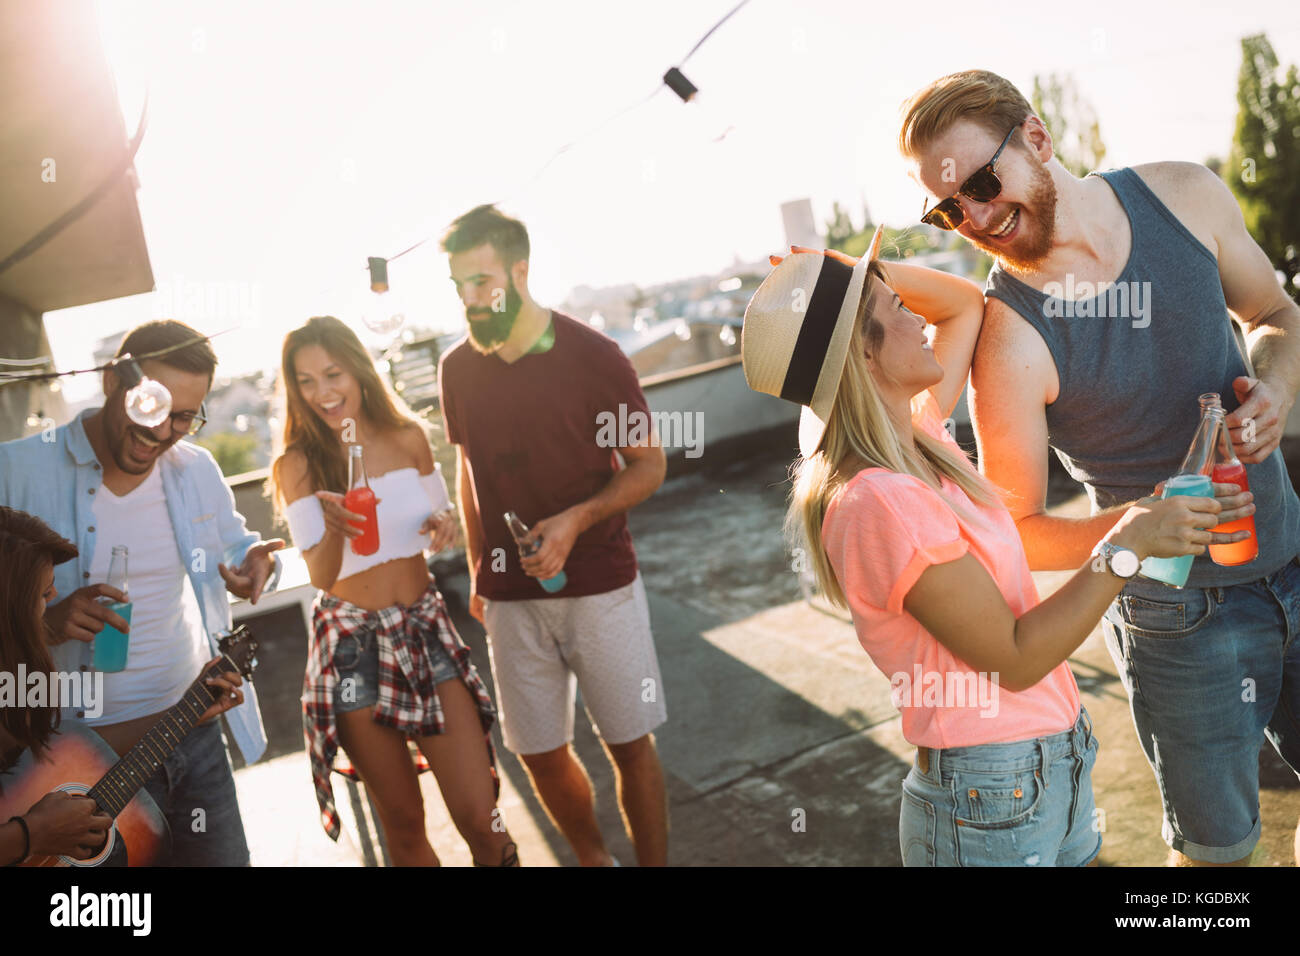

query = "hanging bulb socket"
[[368, 257, 390, 293], [111, 354, 145, 389], [113, 353, 173, 428], [663, 67, 698, 103]]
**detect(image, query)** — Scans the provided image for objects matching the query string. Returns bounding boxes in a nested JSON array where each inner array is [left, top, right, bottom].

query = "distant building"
[[780, 198, 821, 250], [383, 330, 462, 413]]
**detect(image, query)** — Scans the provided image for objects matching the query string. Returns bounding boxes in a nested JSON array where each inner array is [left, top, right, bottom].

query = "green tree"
[[197, 431, 260, 477], [1228, 33, 1300, 300], [1031, 73, 1106, 178], [824, 201, 856, 250]]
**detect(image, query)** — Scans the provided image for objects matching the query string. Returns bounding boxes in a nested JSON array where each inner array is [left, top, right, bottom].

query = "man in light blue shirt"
[[0, 320, 282, 866]]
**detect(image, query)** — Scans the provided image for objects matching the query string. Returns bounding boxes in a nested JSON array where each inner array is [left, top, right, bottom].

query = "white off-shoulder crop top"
[[285, 466, 452, 582]]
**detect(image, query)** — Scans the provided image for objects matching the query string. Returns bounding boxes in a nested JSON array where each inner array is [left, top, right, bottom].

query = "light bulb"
[[113, 354, 173, 428], [126, 377, 172, 427], [719, 325, 736, 346], [362, 290, 406, 335]]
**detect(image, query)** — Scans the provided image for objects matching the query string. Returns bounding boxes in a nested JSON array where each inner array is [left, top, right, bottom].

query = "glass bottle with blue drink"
[[1138, 394, 1223, 588], [504, 511, 567, 593], [92, 545, 133, 672]]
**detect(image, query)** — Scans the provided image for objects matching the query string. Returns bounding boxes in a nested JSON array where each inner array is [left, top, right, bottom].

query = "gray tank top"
[[985, 166, 1300, 588]]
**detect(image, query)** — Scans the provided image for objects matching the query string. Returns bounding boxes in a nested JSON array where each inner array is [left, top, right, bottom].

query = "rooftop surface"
[[232, 438, 1300, 866]]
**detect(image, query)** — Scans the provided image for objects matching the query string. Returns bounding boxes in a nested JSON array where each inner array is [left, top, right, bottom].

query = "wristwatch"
[[1092, 540, 1140, 579]]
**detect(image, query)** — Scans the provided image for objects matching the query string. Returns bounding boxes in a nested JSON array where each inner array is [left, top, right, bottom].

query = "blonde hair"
[[898, 69, 1033, 160], [786, 266, 1000, 609]]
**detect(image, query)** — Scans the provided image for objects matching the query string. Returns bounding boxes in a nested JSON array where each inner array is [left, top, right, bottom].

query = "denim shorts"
[[899, 709, 1100, 867], [1102, 553, 1300, 863], [333, 626, 460, 713]]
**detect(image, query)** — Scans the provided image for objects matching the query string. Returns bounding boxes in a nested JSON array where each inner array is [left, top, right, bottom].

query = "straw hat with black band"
[[741, 224, 885, 458]]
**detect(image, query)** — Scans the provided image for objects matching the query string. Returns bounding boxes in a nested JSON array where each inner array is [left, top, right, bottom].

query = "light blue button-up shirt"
[[0, 409, 279, 764]]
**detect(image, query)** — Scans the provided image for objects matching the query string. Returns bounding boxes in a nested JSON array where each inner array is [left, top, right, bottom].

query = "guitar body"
[[0, 721, 169, 867]]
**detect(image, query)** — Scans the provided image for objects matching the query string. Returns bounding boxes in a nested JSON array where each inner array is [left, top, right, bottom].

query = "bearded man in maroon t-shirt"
[[438, 204, 669, 867]]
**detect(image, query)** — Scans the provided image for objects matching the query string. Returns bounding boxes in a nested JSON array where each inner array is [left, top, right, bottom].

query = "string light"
[[111, 354, 173, 427], [362, 0, 754, 305], [0, 329, 232, 390]]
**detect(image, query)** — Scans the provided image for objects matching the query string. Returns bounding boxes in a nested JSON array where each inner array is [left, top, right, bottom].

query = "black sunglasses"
[[919, 125, 1019, 231]]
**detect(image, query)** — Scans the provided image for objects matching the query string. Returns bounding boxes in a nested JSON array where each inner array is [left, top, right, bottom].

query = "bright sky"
[[43, 0, 1300, 403]]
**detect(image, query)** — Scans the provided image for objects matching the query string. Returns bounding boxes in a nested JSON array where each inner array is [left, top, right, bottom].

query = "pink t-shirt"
[[821, 387, 1080, 749]]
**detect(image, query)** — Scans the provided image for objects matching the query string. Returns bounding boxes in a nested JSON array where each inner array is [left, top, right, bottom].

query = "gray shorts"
[[482, 572, 667, 754]]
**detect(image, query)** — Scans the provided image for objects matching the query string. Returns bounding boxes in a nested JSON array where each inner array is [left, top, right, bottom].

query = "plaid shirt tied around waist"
[[303, 579, 499, 840]]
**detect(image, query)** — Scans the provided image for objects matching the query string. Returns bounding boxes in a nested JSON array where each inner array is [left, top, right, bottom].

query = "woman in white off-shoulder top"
[[269, 316, 517, 866]]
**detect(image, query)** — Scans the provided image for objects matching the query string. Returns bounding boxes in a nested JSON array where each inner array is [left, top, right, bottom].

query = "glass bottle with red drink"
[[1201, 393, 1259, 566], [345, 444, 380, 556]]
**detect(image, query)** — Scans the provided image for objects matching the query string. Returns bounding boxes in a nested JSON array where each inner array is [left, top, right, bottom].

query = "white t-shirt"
[[85, 466, 209, 725]]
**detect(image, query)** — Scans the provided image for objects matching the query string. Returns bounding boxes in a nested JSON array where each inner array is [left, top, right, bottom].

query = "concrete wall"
[[0, 295, 67, 442]]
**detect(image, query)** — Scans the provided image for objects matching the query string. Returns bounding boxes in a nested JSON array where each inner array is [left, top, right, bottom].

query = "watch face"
[[1112, 548, 1141, 577]]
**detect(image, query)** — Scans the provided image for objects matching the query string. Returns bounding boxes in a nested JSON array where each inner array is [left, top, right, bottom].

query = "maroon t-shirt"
[[439, 311, 650, 600]]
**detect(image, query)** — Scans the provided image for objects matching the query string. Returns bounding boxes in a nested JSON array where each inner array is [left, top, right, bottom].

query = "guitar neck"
[[87, 658, 230, 818]]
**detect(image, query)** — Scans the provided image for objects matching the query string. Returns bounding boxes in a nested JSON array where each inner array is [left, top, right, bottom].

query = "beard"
[[104, 394, 179, 475], [466, 277, 523, 353], [967, 162, 1058, 273]]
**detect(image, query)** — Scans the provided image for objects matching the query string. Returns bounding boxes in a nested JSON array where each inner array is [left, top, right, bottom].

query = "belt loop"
[[1038, 738, 1050, 789], [929, 746, 940, 782]]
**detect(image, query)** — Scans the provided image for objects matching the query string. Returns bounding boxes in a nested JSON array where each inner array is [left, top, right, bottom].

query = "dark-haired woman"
[[0, 507, 113, 864], [270, 316, 517, 866]]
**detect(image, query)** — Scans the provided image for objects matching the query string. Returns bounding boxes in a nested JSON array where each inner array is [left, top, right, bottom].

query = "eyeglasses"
[[170, 403, 208, 436], [919, 126, 1019, 231]]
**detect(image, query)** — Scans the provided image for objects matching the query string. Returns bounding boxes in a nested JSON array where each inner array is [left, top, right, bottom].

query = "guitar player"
[[0, 321, 281, 867], [0, 507, 246, 864]]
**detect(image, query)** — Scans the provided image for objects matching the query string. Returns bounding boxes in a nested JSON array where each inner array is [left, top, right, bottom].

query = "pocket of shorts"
[[952, 767, 1042, 830], [1120, 588, 1215, 639], [333, 634, 361, 671], [899, 788, 936, 867]]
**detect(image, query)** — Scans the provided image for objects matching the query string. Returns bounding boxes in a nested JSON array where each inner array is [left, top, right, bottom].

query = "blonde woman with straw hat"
[[742, 227, 1225, 866]]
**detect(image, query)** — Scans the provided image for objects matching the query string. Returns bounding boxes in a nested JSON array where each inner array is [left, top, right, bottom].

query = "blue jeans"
[[899, 710, 1100, 866], [1103, 553, 1300, 863], [332, 625, 460, 713], [141, 718, 250, 866]]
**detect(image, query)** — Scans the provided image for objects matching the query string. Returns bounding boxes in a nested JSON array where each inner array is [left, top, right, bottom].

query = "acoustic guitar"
[[0, 626, 258, 867]]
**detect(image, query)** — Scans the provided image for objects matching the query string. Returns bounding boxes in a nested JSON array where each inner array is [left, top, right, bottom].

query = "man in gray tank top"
[[899, 70, 1300, 866]]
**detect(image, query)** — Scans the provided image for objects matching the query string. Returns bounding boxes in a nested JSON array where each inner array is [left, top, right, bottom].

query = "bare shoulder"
[[394, 420, 435, 472], [1130, 161, 1236, 243], [275, 448, 313, 504], [1130, 160, 1220, 191], [972, 295, 1057, 404]]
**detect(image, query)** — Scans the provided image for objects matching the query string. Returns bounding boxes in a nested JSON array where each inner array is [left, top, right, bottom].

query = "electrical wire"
[[375, 0, 756, 264], [0, 327, 235, 388], [680, 0, 751, 64], [0, 354, 56, 367]]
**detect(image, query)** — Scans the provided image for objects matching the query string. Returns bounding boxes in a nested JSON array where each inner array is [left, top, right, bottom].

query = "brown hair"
[[115, 319, 218, 383], [268, 316, 422, 511], [899, 69, 1034, 160], [0, 508, 78, 758], [440, 204, 530, 267]]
